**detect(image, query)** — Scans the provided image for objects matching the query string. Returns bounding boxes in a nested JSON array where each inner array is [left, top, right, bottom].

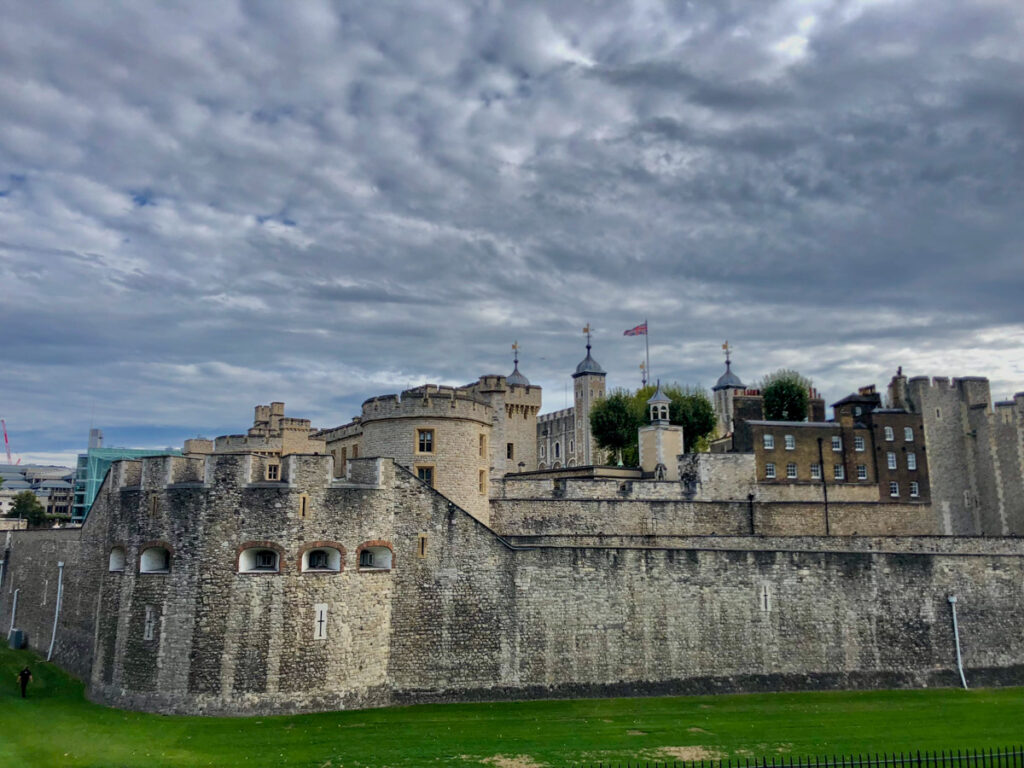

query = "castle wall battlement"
[[361, 388, 492, 425]]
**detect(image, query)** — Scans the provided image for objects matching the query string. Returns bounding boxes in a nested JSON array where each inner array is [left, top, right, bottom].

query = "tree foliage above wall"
[[590, 384, 716, 466], [6, 490, 47, 528], [760, 369, 813, 422]]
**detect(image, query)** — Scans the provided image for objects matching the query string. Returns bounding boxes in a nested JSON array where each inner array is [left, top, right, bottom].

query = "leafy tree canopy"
[[760, 369, 813, 422], [7, 490, 47, 527], [590, 383, 716, 466]]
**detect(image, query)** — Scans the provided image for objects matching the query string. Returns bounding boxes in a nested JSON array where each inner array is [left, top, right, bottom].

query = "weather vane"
[[640, 360, 647, 387], [722, 340, 732, 366], [512, 340, 519, 367]]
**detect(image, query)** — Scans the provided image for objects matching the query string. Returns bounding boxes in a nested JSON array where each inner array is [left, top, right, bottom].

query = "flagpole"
[[644, 317, 650, 386]]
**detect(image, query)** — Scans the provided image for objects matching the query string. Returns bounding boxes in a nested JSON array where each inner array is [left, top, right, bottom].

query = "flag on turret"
[[623, 322, 647, 336]]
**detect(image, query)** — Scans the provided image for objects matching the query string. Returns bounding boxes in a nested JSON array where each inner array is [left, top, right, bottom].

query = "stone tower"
[[572, 326, 606, 466], [712, 342, 745, 438]]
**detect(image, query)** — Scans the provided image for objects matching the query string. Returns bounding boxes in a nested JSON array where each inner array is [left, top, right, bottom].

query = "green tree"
[[591, 384, 717, 467], [8, 490, 47, 527], [760, 369, 813, 421], [589, 389, 640, 465]]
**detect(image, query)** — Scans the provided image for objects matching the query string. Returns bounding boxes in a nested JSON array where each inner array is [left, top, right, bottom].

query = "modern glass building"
[[71, 430, 180, 523]]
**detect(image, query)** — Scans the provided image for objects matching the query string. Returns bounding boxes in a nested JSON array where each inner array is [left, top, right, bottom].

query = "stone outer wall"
[[3, 453, 1024, 717], [0, 527, 98, 681]]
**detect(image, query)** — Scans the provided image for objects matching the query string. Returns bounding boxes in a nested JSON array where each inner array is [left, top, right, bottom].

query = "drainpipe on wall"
[[817, 437, 830, 535], [46, 561, 65, 661], [7, 588, 18, 639], [0, 558, 5, 591], [948, 595, 968, 689]]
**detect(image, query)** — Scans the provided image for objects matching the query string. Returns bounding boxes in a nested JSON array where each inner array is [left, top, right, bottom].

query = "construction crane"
[[1, 418, 18, 465]]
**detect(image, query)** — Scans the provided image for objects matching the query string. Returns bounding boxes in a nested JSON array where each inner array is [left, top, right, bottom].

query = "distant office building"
[[0, 464, 75, 519], [71, 430, 180, 523]]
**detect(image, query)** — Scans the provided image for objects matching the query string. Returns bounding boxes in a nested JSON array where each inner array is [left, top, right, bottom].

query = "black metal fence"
[[570, 746, 1024, 768]]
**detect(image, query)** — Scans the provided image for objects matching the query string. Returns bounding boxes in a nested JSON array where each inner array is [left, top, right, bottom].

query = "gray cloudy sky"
[[2, 0, 1023, 466]]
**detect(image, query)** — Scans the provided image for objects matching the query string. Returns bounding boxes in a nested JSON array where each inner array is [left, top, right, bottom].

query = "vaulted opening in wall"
[[239, 547, 280, 573], [140, 547, 170, 574], [302, 547, 342, 572], [359, 546, 393, 571], [108, 546, 126, 572]]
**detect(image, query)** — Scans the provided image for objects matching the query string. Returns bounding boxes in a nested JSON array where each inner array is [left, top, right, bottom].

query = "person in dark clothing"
[[17, 667, 32, 698]]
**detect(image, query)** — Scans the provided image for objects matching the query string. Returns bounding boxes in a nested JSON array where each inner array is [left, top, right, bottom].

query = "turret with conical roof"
[[573, 325, 606, 465], [507, 341, 530, 387], [712, 341, 745, 438]]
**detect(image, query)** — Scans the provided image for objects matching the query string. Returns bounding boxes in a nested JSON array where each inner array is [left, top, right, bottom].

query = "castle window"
[[784, 435, 795, 451], [854, 406, 862, 416], [149, 495, 159, 517], [506, 442, 514, 460], [910, 481, 920, 498], [765, 462, 776, 479], [831, 436, 842, 452], [415, 465, 434, 488], [884, 426, 894, 441], [763, 434, 774, 450], [266, 463, 279, 481], [907, 453, 917, 471], [854, 436, 865, 452], [108, 546, 126, 572], [834, 464, 845, 480], [935, 408, 941, 420], [889, 481, 900, 497], [339, 447, 347, 475], [887, 452, 897, 470], [857, 464, 868, 480], [569, 439, 575, 454], [904, 427, 914, 442], [358, 545, 393, 571], [786, 462, 797, 479], [140, 547, 170, 574], [352, 445, 358, 458], [301, 546, 342, 572], [540, 445, 545, 458], [417, 534, 428, 558], [554, 442, 560, 459], [238, 546, 281, 573], [810, 463, 822, 480], [416, 429, 434, 454], [479, 469, 487, 493], [479, 434, 487, 457]]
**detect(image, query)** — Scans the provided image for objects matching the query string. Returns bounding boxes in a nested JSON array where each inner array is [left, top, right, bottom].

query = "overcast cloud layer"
[[2, 0, 1023, 465]]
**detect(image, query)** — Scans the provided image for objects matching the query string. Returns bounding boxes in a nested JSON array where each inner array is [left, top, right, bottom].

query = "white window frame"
[[857, 464, 868, 480], [786, 462, 797, 479], [889, 481, 899, 497], [887, 452, 897, 470], [784, 435, 795, 451], [831, 436, 842, 452], [884, 426, 894, 441], [810, 463, 822, 480], [763, 434, 775, 450], [904, 427, 914, 442], [834, 464, 845, 480], [854, 436, 865, 452], [907, 452, 917, 471], [765, 462, 776, 479], [910, 481, 920, 498]]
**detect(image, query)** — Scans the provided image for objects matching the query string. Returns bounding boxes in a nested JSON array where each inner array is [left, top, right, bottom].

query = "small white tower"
[[638, 381, 684, 480]]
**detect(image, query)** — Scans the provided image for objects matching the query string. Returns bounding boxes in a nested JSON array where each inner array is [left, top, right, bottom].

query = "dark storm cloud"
[[1, 0, 1023, 463]]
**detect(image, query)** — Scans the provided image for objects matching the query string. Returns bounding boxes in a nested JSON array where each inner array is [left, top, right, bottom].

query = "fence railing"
[[570, 746, 1024, 768]]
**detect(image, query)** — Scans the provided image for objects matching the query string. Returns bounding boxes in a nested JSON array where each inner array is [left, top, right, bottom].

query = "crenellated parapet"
[[361, 386, 493, 426]]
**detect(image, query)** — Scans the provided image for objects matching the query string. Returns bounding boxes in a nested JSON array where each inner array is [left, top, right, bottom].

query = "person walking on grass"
[[16, 667, 32, 698]]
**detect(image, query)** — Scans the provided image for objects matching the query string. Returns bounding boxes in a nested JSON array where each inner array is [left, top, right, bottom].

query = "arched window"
[[238, 546, 281, 573], [108, 546, 126, 572], [554, 442, 561, 458], [140, 546, 170, 574], [301, 546, 342, 573], [357, 543, 393, 571]]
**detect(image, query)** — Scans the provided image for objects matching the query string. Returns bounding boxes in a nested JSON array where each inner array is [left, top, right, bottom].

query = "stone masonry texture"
[[2, 451, 1024, 716]]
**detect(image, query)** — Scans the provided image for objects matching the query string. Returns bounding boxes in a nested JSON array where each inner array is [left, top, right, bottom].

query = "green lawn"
[[1, 646, 1021, 768]]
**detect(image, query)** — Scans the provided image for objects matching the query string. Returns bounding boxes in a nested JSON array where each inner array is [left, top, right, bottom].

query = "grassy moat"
[[1, 646, 1021, 768]]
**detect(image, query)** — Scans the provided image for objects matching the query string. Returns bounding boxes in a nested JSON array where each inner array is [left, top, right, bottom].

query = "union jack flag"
[[623, 322, 647, 336]]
